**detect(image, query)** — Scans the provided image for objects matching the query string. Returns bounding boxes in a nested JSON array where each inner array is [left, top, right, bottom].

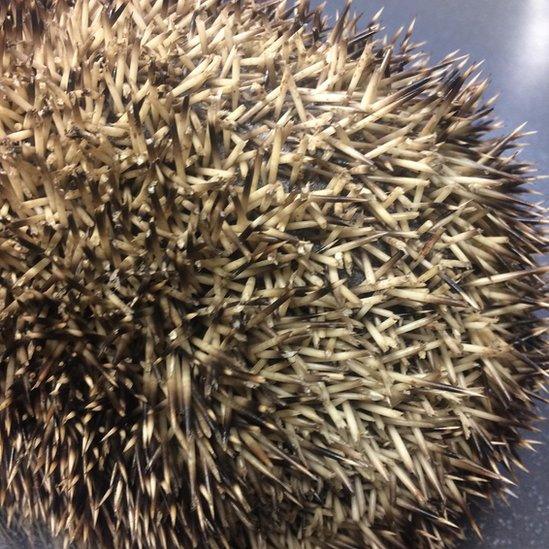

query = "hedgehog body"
[[0, 1, 546, 548]]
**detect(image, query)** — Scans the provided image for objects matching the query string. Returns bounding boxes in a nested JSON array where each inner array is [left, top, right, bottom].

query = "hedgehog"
[[0, 0, 546, 547]]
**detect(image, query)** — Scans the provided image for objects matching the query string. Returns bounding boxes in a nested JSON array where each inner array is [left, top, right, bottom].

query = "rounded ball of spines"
[[0, 0, 546, 547]]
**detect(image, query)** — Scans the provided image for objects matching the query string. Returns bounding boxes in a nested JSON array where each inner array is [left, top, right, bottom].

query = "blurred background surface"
[[320, 1, 548, 547]]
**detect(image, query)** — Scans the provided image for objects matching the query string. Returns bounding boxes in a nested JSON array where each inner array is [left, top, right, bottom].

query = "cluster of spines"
[[0, 0, 546, 548]]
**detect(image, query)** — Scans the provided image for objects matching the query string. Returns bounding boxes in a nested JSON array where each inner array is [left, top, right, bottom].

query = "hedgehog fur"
[[0, 0, 547, 548]]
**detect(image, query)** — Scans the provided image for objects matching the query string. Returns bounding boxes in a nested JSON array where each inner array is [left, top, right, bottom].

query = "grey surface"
[[321, 1, 548, 547]]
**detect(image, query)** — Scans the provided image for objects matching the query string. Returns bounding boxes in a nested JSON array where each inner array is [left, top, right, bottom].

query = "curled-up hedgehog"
[[0, 1, 547, 548]]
